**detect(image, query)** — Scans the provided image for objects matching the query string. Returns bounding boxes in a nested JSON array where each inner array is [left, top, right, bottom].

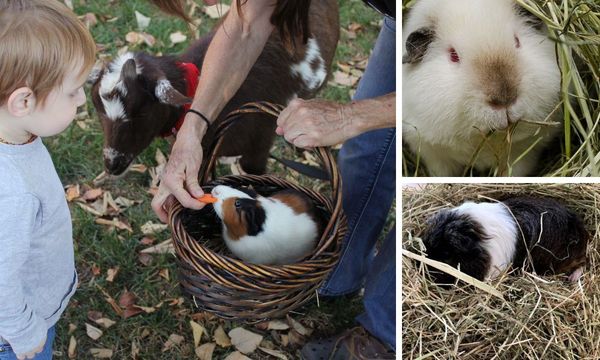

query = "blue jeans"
[[0, 326, 55, 360], [319, 16, 396, 349]]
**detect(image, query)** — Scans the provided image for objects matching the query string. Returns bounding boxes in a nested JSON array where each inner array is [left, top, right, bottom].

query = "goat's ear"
[[403, 27, 435, 64], [87, 60, 105, 84], [120, 58, 138, 82], [155, 79, 192, 106]]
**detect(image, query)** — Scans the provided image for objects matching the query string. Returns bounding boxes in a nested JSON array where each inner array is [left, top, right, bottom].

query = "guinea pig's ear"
[[238, 187, 258, 199], [516, 6, 544, 31], [120, 58, 139, 83], [403, 27, 435, 64], [87, 60, 106, 85], [238, 199, 266, 236]]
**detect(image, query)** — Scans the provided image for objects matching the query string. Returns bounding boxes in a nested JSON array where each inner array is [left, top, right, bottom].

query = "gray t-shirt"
[[0, 137, 77, 354]]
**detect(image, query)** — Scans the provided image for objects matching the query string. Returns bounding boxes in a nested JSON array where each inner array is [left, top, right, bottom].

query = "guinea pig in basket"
[[210, 185, 321, 265], [402, 0, 561, 176], [421, 197, 589, 284]]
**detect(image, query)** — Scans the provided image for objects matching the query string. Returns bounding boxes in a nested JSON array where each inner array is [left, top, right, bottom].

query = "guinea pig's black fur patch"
[[236, 198, 266, 236], [503, 197, 588, 275], [421, 210, 491, 283]]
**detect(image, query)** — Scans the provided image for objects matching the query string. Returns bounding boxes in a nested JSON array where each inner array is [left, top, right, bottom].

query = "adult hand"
[[16, 335, 46, 360], [151, 118, 207, 223], [276, 98, 355, 148]]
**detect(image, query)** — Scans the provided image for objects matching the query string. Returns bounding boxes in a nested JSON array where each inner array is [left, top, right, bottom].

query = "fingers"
[[184, 162, 204, 199], [151, 183, 170, 223]]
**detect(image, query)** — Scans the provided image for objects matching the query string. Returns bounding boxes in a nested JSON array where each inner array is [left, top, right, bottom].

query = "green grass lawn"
[[45, 0, 391, 358]]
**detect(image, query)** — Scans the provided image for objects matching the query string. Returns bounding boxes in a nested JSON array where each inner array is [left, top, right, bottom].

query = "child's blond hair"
[[0, 0, 96, 106]]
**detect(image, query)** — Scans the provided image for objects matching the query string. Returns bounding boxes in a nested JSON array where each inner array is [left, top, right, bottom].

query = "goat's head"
[[90, 52, 190, 175]]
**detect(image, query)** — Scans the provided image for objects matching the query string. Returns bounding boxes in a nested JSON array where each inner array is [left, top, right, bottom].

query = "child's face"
[[26, 62, 88, 137]]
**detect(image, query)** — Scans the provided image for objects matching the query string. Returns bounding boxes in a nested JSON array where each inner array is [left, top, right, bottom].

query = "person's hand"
[[276, 98, 355, 148], [151, 117, 208, 222], [16, 335, 46, 360]]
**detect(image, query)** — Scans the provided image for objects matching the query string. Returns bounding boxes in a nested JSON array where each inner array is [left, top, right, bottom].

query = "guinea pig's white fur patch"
[[454, 201, 517, 279], [211, 185, 318, 265]]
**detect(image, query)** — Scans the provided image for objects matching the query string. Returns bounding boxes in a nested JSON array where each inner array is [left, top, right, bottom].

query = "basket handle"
[[199, 101, 344, 255]]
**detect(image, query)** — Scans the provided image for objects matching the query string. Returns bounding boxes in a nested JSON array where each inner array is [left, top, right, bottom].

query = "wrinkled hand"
[[276, 98, 354, 148], [151, 119, 207, 223], [17, 335, 46, 360]]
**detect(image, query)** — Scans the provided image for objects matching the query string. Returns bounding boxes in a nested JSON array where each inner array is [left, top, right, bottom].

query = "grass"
[[401, 0, 600, 177], [42, 0, 387, 358], [402, 184, 600, 359]]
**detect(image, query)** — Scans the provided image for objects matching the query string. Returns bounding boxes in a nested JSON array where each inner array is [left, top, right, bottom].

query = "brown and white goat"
[[90, 0, 339, 176]]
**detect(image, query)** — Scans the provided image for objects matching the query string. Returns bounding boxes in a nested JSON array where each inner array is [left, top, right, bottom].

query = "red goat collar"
[[162, 62, 200, 137]]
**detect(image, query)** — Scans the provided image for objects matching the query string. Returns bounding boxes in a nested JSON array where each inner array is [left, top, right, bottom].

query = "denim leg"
[[357, 226, 396, 351], [320, 16, 396, 296], [0, 326, 55, 360]]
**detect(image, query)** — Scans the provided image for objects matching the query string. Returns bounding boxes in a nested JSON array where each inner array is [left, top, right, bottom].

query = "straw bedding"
[[402, 183, 600, 359]]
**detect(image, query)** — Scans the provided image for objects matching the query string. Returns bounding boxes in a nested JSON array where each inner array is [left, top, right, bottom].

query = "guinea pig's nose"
[[488, 94, 517, 110], [211, 187, 220, 197]]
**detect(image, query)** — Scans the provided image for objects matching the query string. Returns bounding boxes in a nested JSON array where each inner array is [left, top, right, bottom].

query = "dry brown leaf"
[[155, 148, 167, 165], [106, 267, 119, 282], [135, 10, 151, 30], [162, 334, 185, 352], [133, 304, 157, 314], [214, 325, 232, 347], [91, 264, 101, 276], [287, 330, 304, 346], [68, 323, 77, 334], [94, 318, 117, 329], [138, 253, 153, 266], [86, 323, 103, 340], [170, 297, 185, 306], [90, 348, 113, 358], [119, 290, 137, 308], [195, 342, 216, 360], [141, 221, 168, 235], [125, 31, 156, 47], [331, 71, 358, 87], [81, 12, 98, 28], [131, 341, 140, 359], [63, 0, 73, 10], [190, 320, 206, 347], [92, 171, 108, 186], [287, 316, 311, 336], [259, 347, 287, 360], [68, 336, 77, 359], [65, 185, 80, 202], [223, 351, 251, 360], [88, 310, 103, 321], [267, 320, 290, 331], [159, 268, 170, 281], [95, 284, 124, 317], [140, 238, 174, 254], [129, 164, 147, 173], [114, 196, 136, 209], [95, 218, 133, 233], [229, 327, 263, 354], [280, 334, 289, 347], [170, 31, 187, 44], [123, 307, 144, 319], [78, 202, 104, 217], [203, 4, 230, 19], [140, 236, 155, 246]]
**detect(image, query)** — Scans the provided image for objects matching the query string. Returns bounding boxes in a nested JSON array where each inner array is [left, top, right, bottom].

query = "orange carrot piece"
[[197, 194, 218, 204]]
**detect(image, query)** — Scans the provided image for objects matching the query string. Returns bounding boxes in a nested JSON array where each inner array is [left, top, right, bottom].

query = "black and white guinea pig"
[[422, 197, 588, 283], [210, 185, 320, 265], [402, 0, 561, 176]]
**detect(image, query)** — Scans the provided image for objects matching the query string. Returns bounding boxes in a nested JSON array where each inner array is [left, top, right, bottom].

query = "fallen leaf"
[[135, 10, 151, 30], [170, 297, 185, 306], [140, 236, 155, 245], [123, 306, 144, 319], [87, 310, 103, 321], [91, 264, 101, 276], [190, 320, 206, 347], [106, 267, 119, 282], [138, 253, 153, 266], [203, 4, 230, 19], [259, 347, 287, 360], [214, 325, 232, 347], [68, 323, 77, 334], [125, 31, 156, 47], [155, 148, 167, 165], [65, 184, 80, 202], [114, 196, 136, 209], [170, 31, 187, 44], [159, 268, 170, 281], [78, 202, 104, 217], [287, 316, 311, 336], [330, 70, 358, 87], [140, 238, 174, 254], [90, 348, 113, 358], [131, 341, 140, 359], [280, 334, 289, 347], [95, 218, 133, 232], [287, 330, 304, 346], [68, 336, 77, 359], [129, 164, 147, 173], [141, 221, 168, 235], [133, 304, 157, 314], [63, 0, 73, 10], [119, 290, 137, 308], [95, 284, 124, 317], [195, 343, 216, 360], [162, 334, 185, 352], [229, 327, 263, 354], [141, 329, 151, 338], [86, 323, 103, 340], [267, 320, 290, 331], [223, 352, 251, 360], [95, 318, 117, 329], [81, 12, 98, 28]]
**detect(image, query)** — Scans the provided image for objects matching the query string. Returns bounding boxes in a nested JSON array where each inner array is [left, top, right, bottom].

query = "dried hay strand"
[[401, 0, 600, 176], [402, 183, 600, 359]]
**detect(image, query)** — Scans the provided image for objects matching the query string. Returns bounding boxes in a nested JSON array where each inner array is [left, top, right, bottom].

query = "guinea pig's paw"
[[568, 267, 584, 283]]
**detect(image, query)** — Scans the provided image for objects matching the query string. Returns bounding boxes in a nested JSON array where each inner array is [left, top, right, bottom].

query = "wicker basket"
[[166, 102, 347, 322]]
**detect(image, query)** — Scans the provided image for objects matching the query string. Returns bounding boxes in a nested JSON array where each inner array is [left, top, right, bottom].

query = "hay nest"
[[401, 0, 600, 176], [402, 183, 600, 359]]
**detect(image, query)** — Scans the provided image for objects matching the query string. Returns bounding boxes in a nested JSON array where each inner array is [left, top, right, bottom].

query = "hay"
[[401, 1, 600, 176], [402, 184, 600, 359]]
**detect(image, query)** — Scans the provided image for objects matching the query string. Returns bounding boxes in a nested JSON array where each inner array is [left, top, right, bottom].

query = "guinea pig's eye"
[[448, 48, 460, 63], [234, 200, 241, 208], [514, 35, 521, 48]]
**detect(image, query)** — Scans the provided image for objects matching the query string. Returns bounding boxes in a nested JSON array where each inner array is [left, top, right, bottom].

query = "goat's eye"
[[234, 200, 241, 208], [514, 35, 521, 48], [449, 48, 460, 63]]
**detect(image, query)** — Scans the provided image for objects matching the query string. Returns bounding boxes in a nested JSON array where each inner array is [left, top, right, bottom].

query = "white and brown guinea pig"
[[422, 197, 588, 283], [402, 0, 561, 176], [210, 185, 319, 265]]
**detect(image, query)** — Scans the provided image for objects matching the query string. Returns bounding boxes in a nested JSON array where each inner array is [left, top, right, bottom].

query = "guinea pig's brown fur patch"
[[473, 53, 520, 108], [222, 197, 248, 241]]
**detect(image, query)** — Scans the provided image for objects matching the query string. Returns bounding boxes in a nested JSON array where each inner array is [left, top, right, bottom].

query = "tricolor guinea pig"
[[210, 185, 320, 265], [421, 197, 588, 283]]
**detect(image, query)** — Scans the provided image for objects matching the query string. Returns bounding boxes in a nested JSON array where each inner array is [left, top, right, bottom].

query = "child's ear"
[[6, 87, 36, 117]]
